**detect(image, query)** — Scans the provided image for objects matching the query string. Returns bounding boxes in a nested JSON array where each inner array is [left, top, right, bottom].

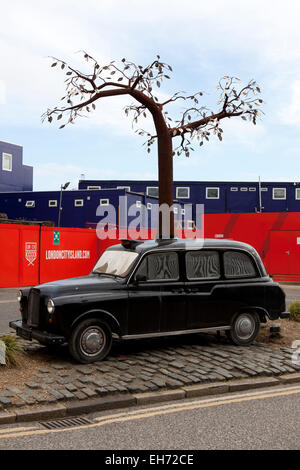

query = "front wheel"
[[226, 311, 260, 346], [69, 318, 112, 363]]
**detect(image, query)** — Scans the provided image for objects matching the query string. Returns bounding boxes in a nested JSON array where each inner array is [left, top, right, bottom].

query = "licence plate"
[[17, 327, 32, 341]]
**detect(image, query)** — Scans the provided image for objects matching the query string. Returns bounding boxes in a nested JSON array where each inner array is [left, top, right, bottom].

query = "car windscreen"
[[92, 250, 139, 277]]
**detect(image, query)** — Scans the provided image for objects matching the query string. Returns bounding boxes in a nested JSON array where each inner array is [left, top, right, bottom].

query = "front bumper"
[[279, 312, 290, 319], [9, 320, 65, 345]]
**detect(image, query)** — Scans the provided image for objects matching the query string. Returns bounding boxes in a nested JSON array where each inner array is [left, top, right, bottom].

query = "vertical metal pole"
[[258, 176, 262, 213], [58, 185, 63, 227]]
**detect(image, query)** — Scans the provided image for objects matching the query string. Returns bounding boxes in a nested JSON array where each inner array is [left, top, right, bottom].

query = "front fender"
[[70, 309, 122, 337]]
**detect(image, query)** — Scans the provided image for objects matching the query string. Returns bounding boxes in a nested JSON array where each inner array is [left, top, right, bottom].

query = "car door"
[[157, 251, 187, 332], [184, 250, 226, 329], [127, 250, 186, 334], [127, 259, 161, 335], [220, 249, 264, 321]]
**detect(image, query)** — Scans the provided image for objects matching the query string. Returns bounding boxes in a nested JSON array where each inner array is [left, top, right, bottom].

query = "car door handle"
[[171, 288, 184, 293]]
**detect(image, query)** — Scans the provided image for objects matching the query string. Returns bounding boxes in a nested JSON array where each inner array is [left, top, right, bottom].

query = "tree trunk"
[[156, 117, 174, 239], [130, 89, 174, 239]]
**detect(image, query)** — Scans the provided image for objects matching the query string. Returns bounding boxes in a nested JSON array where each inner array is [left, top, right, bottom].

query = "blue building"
[[1, 177, 300, 229], [0, 188, 184, 229], [79, 179, 300, 220], [0, 141, 33, 192]]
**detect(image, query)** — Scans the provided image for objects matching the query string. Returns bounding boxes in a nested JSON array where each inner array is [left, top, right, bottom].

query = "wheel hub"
[[235, 314, 255, 339], [80, 327, 105, 356]]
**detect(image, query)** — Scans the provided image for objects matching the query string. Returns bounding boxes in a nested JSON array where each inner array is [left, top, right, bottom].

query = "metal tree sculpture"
[[43, 52, 263, 238]]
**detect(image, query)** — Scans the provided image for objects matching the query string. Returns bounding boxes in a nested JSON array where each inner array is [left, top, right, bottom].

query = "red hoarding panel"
[[289, 231, 300, 275], [1, 213, 300, 287], [269, 231, 290, 275], [0, 225, 20, 287], [269, 230, 300, 276], [39, 227, 102, 284]]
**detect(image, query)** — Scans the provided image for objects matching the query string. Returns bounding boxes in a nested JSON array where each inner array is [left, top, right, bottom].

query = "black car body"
[[10, 238, 289, 363]]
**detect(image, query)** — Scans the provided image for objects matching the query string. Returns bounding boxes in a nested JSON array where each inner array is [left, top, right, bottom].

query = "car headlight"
[[47, 299, 55, 314], [17, 290, 22, 302]]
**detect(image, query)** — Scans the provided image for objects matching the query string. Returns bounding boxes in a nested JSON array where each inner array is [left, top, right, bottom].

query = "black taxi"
[[10, 238, 289, 363]]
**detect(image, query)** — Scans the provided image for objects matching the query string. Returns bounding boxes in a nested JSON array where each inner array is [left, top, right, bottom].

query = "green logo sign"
[[53, 231, 60, 245]]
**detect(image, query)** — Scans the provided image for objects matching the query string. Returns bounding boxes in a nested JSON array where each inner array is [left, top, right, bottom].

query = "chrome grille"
[[27, 289, 40, 327]]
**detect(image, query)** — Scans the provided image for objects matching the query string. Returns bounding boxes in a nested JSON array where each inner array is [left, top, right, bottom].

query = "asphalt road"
[[0, 385, 299, 450], [1, 284, 300, 335], [0, 288, 18, 333]]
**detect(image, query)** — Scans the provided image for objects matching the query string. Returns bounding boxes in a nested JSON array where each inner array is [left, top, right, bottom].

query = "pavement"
[[0, 284, 300, 424], [0, 331, 300, 424]]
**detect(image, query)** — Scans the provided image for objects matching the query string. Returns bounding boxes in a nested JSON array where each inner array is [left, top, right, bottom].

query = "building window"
[[136, 200, 141, 208], [206, 187, 219, 199], [25, 201, 35, 208], [231, 187, 238, 191], [147, 203, 152, 210], [117, 186, 131, 192], [74, 199, 84, 207], [49, 200, 57, 207], [249, 187, 256, 191], [240, 187, 248, 192], [176, 187, 190, 199], [2, 153, 12, 171], [100, 199, 109, 206], [87, 186, 101, 190], [296, 188, 300, 200], [174, 207, 178, 214], [273, 188, 286, 200], [261, 187, 268, 192], [147, 187, 158, 197], [181, 209, 185, 215]]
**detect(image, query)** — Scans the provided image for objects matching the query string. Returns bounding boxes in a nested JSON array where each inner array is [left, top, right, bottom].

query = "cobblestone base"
[[0, 331, 299, 411]]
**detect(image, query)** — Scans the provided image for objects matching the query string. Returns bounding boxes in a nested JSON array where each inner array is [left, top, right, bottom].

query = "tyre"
[[69, 318, 112, 363], [226, 311, 260, 346]]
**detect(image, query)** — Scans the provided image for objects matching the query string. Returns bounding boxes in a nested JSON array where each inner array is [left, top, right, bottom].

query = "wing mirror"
[[134, 274, 147, 283]]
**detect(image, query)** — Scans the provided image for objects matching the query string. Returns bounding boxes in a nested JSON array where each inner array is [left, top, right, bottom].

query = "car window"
[[93, 250, 139, 277], [223, 251, 256, 278], [186, 250, 220, 280], [135, 252, 179, 281]]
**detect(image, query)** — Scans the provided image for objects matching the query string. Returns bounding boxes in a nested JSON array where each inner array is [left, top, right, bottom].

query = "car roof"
[[108, 238, 257, 255]]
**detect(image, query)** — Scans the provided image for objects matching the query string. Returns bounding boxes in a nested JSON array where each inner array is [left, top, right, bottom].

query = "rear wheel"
[[226, 311, 260, 346], [69, 318, 112, 363]]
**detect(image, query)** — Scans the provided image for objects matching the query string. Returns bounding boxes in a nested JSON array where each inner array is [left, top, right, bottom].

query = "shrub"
[[289, 300, 300, 322], [0, 335, 21, 367]]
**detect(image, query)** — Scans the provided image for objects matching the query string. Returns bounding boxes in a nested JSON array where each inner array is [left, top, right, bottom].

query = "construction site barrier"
[[1, 212, 300, 287]]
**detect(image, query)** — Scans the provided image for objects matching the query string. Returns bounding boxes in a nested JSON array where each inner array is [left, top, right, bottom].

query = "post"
[[258, 176, 262, 213], [58, 185, 63, 227]]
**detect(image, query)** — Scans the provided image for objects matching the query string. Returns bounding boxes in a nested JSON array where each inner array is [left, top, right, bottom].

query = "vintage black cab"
[[10, 238, 289, 363]]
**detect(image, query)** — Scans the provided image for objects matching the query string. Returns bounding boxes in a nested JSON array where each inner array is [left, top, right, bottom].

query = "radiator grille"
[[27, 289, 40, 327]]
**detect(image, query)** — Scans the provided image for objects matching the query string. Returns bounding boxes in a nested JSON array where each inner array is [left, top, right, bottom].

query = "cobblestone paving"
[[0, 332, 299, 410]]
